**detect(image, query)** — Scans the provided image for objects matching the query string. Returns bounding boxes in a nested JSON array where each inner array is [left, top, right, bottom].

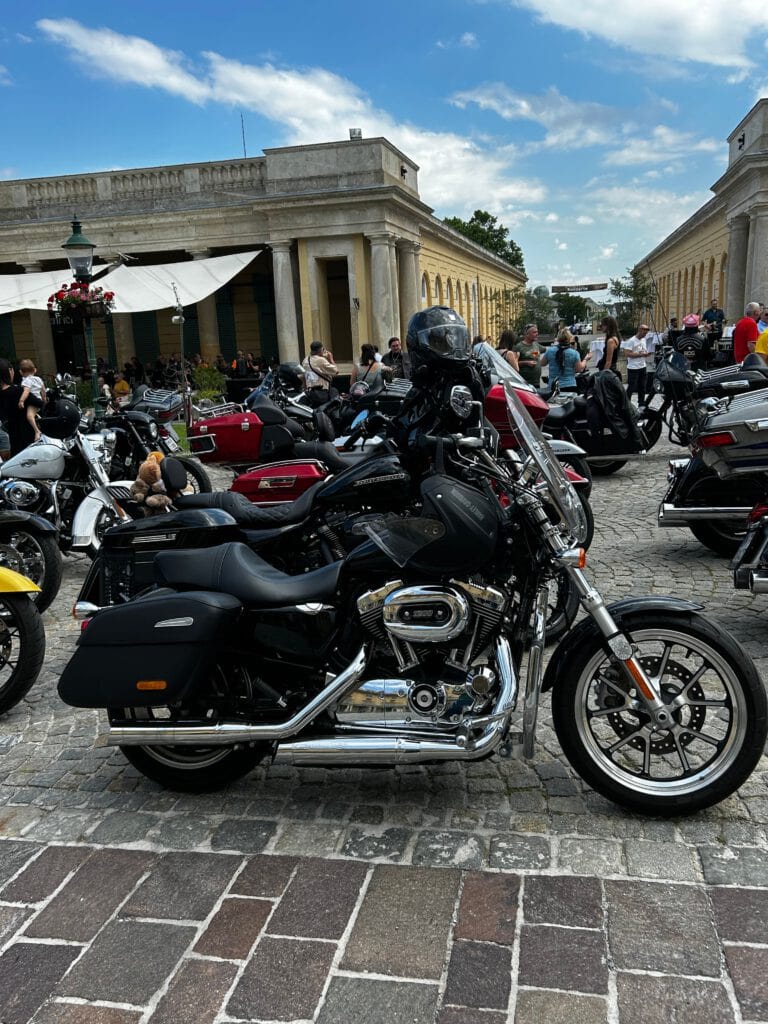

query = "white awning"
[[0, 269, 77, 314], [0, 251, 260, 314]]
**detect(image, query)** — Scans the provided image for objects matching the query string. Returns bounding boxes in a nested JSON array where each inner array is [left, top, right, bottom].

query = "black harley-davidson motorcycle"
[[59, 382, 767, 815]]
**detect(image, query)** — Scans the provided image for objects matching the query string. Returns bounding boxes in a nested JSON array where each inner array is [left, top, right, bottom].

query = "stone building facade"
[[0, 138, 525, 376], [640, 100, 768, 328]]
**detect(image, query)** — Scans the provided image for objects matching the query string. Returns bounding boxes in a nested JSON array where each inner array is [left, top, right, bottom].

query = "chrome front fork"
[[521, 584, 549, 758]]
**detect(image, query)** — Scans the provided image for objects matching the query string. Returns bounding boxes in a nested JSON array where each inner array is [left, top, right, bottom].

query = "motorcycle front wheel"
[[551, 611, 767, 815], [0, 595, 46, 715], [0, 530, 63, 613]]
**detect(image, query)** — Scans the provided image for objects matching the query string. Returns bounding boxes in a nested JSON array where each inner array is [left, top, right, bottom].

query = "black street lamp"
[[62, 218, 99, 402]]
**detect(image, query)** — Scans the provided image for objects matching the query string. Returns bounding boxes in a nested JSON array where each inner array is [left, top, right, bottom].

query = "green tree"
[[609, 269, 657, 335], [513, 286, 556, 335], [443, 210, 525, 270], [555, 293, 589, 326]]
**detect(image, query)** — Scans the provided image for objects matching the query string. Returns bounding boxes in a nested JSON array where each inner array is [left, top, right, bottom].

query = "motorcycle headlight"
[[147, 421, 159, 440]]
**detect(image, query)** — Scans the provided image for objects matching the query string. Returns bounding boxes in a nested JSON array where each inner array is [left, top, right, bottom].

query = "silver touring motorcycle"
[[58, 383, 767, 815]]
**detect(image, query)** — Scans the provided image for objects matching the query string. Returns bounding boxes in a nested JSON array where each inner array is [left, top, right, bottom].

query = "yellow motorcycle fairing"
[[0, 566, 41, 593]]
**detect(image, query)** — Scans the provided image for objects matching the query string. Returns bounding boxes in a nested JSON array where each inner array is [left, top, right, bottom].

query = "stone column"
[[726, 216, 750, 320], [21, 264, 57, 376], [368, 233, 396, 347], [388, 242, 399, 340], [270, 240, 300, 363], [397, 240, 421, 338], [111, 312, 135, 372], [747, 208, 768, 305], [187, 248, 220, 365]]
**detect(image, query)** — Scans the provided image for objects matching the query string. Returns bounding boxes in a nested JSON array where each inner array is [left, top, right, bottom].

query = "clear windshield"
[[473, 342, 528, 387], [365, 517, 446, 568], [503, 380, 588, 545]]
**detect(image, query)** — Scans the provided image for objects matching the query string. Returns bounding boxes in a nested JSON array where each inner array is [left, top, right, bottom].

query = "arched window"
[[455, 279, 463, 316], [435, 275, 444, 305], [447, 279, 454, 308], [421, 272, 430, 306], [471, 283, 478, 336]]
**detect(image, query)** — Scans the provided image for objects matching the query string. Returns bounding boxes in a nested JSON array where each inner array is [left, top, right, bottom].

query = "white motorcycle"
[[0, 399, 134, 557]]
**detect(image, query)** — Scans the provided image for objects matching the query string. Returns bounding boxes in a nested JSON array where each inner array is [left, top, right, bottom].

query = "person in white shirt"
[[621, 325, 650, 404], [17, 359, 47, 441]]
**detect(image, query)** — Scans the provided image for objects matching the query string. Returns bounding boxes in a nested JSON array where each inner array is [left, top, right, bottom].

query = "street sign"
[[551, 283, 608, 293]]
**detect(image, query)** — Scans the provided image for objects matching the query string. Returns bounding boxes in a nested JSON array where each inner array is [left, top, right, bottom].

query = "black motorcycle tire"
[[0, 594, 46, 715], [558, 455, 593, 498], [590, 460, 628, 476], [551, 610, 767, 815], [538, 568, 580, 646], [689, 520, 745, 559], [175, 457, 213, 494], [579, 491, 595, 550], [0, 531, 63, 614], [120, 741, 268, 792]]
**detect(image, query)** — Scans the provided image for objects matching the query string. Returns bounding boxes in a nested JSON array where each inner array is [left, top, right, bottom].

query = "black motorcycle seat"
[[741, 353, 768, 370], [153, 541, 342, 606], [249, 396, 289, 426], [544, 403, 577, 427], [174, 478, 322, 526]]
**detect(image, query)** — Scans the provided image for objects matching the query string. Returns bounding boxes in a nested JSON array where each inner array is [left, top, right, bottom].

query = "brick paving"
[[0, 440, 767, 1021]]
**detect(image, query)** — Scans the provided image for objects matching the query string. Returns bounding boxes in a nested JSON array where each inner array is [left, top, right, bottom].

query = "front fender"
[[70, 480, 134, 550], [542, 596, 703, 692], [0, 510, 58, 535], [0, 566, 40, 593]]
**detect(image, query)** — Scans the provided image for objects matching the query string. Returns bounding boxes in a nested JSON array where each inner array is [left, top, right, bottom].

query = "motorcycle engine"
[[342, 579, 508, 730], [0, 479, 48, 513]]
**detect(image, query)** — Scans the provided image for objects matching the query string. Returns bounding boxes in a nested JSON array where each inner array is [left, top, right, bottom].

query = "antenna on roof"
[[240, 112, 247, 159]]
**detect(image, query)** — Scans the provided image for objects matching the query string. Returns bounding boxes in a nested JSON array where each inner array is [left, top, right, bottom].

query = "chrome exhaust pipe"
[[104, 647, 367, 746], [658, 503, 750, 526], [273, 637, 519, 766], [750, 571, 768, 595]]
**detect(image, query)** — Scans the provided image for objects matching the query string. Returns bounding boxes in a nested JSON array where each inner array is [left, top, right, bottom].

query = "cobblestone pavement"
[[2, 441, 768, 1022]]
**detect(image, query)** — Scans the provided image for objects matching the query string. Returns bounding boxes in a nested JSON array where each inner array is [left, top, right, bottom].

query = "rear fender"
[[542, 596, 703, 692]]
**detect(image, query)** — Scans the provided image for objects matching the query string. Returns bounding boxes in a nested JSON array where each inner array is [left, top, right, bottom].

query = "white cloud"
[[0, 65, 10, 86], [436, 30, 479, 50], [555, 239, 568, 250], [576, 215, 594, 225], [513, 0, 768, 69], [600, 244, 618, 258], [37, 19, 546, 218], [37, 18, 210, 103], [452, 82, 621, 151], [604, 124, 722, 167], [545, 212, 559, 222], [587, 184, 708, 242]]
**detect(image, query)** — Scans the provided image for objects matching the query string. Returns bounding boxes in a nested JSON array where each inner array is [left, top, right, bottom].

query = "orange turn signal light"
[[136, 680, 168, 692]]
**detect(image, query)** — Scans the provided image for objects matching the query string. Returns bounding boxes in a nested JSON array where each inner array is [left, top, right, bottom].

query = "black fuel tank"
[[316, 454, 411, 509]]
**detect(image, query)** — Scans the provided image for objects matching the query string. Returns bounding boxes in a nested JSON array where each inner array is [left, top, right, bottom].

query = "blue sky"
[[1, 1, 766, 292]]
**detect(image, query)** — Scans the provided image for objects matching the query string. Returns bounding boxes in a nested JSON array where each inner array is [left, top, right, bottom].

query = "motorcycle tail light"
[[696, 431, 736, 448], [747, 503, 768, 525]]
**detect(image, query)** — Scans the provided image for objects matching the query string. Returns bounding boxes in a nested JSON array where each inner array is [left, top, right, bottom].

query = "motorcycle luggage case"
[[188, 411, 264, 464], [58, 591, 242, 708], [89, 508, 243, 605], [231, 459, 326, 504], [696, 392, 768, 477]]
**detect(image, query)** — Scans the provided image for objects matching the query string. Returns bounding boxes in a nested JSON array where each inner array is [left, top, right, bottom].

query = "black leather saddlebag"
[[58, 591, 242, 708]]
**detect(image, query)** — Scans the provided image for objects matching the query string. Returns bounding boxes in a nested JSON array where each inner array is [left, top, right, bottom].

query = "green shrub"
[[192, 366, 226, 397]]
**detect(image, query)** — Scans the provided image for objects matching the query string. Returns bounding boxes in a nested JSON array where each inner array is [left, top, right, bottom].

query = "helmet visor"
[[416, 324, 469, 360]]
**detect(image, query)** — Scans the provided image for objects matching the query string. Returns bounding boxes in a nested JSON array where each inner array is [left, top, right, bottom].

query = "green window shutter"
[[0, 315, 16, 360], [182, 305, 200, 357], [105, 318, 117, 369], [252, 274, 278, 362], [130, 312, 160, 366], [216, 286, 237, 361]]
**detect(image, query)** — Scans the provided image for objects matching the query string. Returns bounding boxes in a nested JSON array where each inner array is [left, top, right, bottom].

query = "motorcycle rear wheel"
[[0, 595, 46, 715], [551, 611, 767, 815], [689, 520, 745, 558], [175, 457, 212, 494], [120, 738, 267, 792], [590, 460, 628, 475]]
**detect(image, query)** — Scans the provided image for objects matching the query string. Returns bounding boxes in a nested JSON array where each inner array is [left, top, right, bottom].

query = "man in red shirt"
[[733, 302, 761, 362]]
